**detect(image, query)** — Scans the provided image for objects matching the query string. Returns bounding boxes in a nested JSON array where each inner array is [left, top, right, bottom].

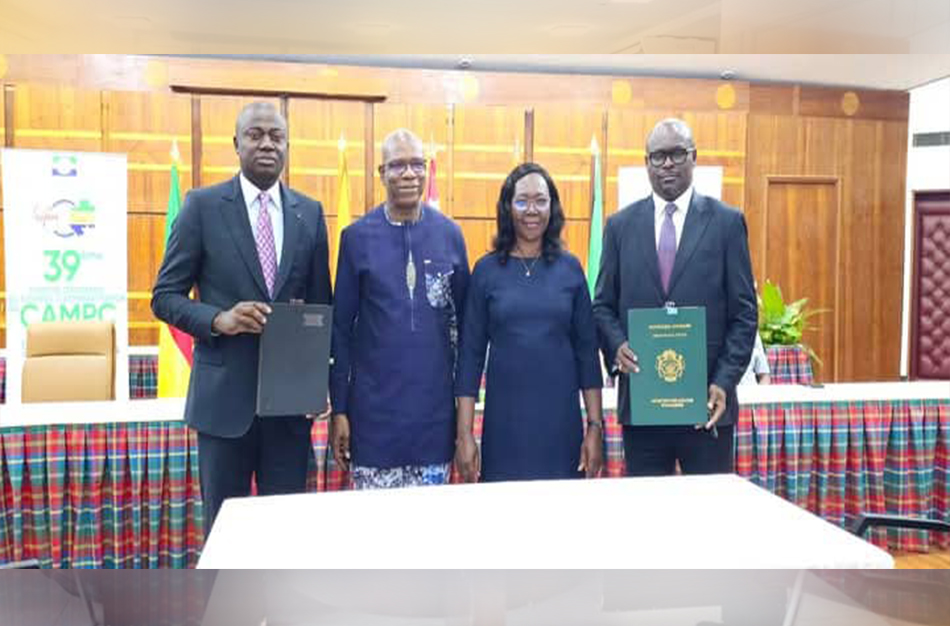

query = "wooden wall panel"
[[287, 98, 365, 275], [453, 105, 525, 219], [452, 105, 525, 266], [747, 82, 908, 381], [562, 220, 592, 271], [875, 119, 909, 380], [533, 106, 601, 226], [200, 95, 280, 187], [12, 84, 102, 153], [105, 91, 193, 214], [0, 91, 5, 347], [457, 219, 495, 267], [128, 214, 164, 345], [0, 87, 6, 208], [106, 91, 193, 346], [744, 114, 799, 278], [0, 215, 5, 347], [835, 118, 908, 381], [798, 86, 910, 121], [765, 179, 840, 381]]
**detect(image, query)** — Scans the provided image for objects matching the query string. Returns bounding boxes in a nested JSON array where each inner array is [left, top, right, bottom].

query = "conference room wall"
[[745, 84, 909, 382], [0, 56, 909, 382]]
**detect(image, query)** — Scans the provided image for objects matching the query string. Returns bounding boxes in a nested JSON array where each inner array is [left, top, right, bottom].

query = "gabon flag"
[[157, 140, 193, 398], [332, 134, 352, 284]]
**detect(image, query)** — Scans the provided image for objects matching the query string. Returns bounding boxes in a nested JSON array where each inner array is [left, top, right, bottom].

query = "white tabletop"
[[198, 474, 893, 569], [0, 397, 185, 428], [0, 382, 943, 429], [202, 571, 892, 626]]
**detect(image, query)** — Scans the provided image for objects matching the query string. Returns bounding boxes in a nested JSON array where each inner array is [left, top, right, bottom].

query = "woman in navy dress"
[[455, 163, 604, 482]]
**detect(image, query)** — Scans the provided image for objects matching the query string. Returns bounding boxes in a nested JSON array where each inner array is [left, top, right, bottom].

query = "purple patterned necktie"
[[657, 202, 677, 294], [254, 191, 278, 298]]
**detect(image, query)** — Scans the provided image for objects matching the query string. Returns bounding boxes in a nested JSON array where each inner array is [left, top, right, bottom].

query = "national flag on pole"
[[586, 136, 603, 298], [332, 134, 352, 284], [157, 140, 193, 398], [424, 142, 440, 211]]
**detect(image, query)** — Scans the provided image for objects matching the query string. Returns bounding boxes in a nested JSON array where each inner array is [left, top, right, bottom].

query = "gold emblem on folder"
[[656, 349, 685, 383]]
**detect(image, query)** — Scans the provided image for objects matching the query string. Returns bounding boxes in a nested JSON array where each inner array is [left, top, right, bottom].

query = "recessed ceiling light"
[[547, 24, 592, 37]]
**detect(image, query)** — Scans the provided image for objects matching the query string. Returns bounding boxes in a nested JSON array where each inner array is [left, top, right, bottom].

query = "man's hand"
[[212, 302, 271, 335], [614, 342, 640, 374], [306, 396, 333, 420], [455, 431, 480, 483], [700, 384, 727, 430], [331, 414, 351, 471]]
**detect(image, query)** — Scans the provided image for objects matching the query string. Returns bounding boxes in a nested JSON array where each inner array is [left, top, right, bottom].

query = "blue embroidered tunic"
[[330, 204, 470, 468]]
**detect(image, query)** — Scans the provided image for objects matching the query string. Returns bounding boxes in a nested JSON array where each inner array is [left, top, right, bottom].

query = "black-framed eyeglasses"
[[648, 149, 694, 167], [384, 159, 427, 175]]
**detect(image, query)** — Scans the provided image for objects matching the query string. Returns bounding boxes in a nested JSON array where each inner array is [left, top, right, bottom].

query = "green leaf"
[[758, 280, 824, 351], [759, 281, 786, 322]]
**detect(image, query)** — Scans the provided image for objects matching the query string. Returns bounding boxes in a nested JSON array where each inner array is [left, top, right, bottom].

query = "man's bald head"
[[233, 101, 288, 190], [379, 129, 427, 214], [646, 118, 695, 153], [645, 118, 697, 202], [235, 101, 286, 137], [381, 129, 423, 164]]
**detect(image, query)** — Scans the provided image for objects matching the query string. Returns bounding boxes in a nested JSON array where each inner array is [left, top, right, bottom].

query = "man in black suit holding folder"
[[592, 118, 757, 476], [152, 101, 332, 534]]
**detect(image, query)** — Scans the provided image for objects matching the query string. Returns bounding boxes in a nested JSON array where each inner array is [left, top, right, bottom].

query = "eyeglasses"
[[384, 159, 427, 175], [512, 197, 551, 212], [648, 149, 694, 167]]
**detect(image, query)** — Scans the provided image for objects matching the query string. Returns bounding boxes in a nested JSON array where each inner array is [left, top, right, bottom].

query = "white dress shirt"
[[240, 172, 284, 266], [653, 186, 694, 251], [740, 333, 771, 385]]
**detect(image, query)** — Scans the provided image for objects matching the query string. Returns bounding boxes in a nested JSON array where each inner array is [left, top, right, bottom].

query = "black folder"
[[256, 303, 333, 417]]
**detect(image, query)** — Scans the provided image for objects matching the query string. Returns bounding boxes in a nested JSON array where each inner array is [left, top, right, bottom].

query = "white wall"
[[900, 77, 950, 377]]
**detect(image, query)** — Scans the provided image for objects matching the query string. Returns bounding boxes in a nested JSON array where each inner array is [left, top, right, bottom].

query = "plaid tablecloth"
[[735, 398, 950, 552], [2, 354, 947, 567], [766, 345, 815, 384]]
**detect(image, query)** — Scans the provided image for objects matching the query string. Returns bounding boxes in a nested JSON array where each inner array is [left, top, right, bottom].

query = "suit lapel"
[[667, 192, 713, 295], [272, 185, 300, 299], [634, 199, 665, 299], [220, 176, 270, 299]]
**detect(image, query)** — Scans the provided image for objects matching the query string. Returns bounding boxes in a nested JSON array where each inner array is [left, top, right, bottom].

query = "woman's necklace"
[[515, 247, 541, 277]]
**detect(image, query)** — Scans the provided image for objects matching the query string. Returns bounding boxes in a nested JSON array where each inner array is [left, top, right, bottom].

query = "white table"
[[0, 397, 184, 428], [198, 474, 893, 569], [201, 571, 894, 626]]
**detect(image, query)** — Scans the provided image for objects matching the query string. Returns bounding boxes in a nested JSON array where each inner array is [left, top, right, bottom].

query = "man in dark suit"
[[152, 101, 332, 534], [593, 118, 757, 475]]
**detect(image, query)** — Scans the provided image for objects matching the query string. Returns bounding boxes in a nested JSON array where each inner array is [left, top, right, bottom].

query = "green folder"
[[626, 306, 707, 426]]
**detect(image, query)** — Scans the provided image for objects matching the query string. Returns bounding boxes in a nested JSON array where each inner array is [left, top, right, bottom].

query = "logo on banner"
[[32, 198, 97, 238], [52, 155, 78, 177]]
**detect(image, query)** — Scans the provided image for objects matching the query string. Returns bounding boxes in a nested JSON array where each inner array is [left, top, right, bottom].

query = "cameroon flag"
[[157, 140, 193, 397]]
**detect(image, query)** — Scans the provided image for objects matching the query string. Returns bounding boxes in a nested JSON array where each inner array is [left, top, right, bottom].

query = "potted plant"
[[757, 280, 826, 369]]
